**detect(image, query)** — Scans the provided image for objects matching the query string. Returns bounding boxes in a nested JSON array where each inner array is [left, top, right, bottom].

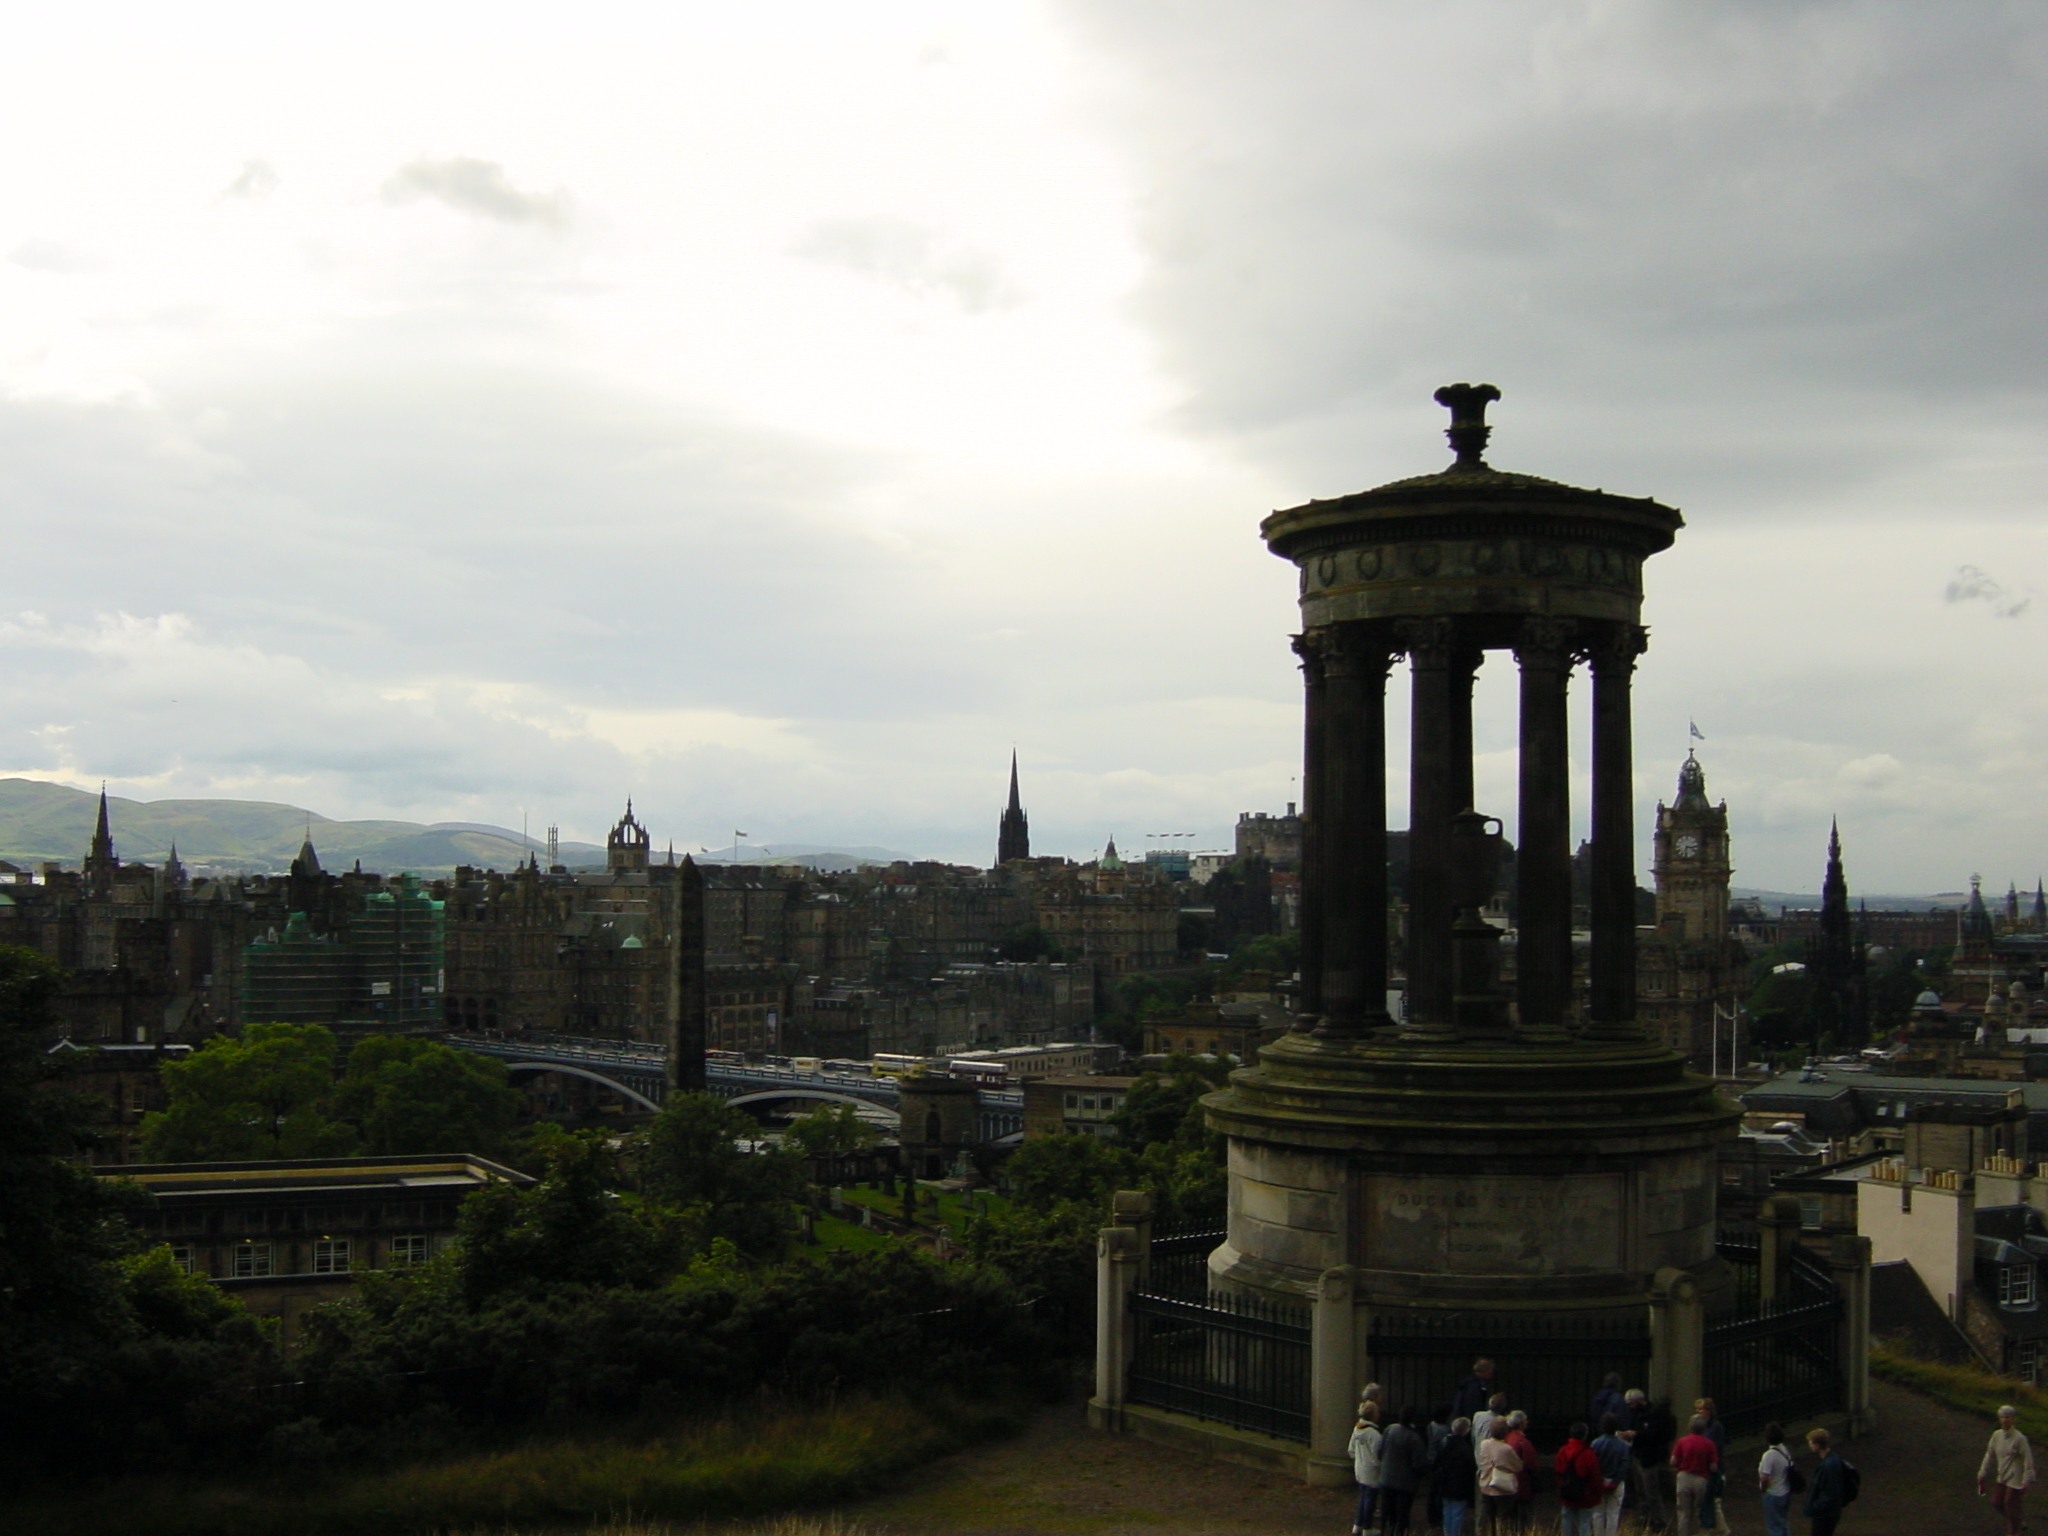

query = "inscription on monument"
[[1362, 1173, 1624, 1276]]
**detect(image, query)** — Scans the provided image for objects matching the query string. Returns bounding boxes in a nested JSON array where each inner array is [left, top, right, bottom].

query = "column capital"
[[1291, 629, 1328, 680], [1297, 623, 1398, 680], [1394, 615, 1454, 667], [1512, 615, 1579, 669], [1583, 621, 1649, 675], [1323, 621, 1401, 679]]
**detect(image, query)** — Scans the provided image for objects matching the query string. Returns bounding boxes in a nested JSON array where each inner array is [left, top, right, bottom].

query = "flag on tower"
[[1689, 721, 1705, 741]]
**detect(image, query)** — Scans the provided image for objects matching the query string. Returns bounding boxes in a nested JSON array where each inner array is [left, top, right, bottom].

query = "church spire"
[[996, 751, 1030, 865], [91, 785, 115, 862], [85, 785, 117, 894]]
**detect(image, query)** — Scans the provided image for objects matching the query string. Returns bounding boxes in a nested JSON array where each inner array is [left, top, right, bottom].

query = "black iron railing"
[[1704, 1240, 1843, 1438], [1146, 1228, 1226, 1300], [1367, 1310, 1652, 1445], [1126, 1284, 1312, 1442]]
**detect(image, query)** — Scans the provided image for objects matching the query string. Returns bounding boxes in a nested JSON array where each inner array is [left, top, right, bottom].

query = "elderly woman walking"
[[1475, 1419, 1523, 1536], [1978, 1404, 2037, 1536]]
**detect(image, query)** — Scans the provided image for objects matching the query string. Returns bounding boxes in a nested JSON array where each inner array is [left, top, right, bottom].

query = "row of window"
[[1063, 1093, 1120, 1117], [155, 1201, 450, 1236], [173, 1234, 433, 1279]]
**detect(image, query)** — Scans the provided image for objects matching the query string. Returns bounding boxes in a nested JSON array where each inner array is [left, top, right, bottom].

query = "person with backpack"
[[1554, 1420, 1609, 1536], [1976, 1403, 2036, 1536], [1757, 1421, 1801, 1536], [1802, 1426, 1858, 1536]]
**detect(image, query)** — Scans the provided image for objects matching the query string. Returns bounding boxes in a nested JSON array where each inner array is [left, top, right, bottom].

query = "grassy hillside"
[[0, 779, 601, 876]]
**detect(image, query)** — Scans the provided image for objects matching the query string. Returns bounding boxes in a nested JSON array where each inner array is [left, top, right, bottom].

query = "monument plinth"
[[1208, 387, 1736, 1318]]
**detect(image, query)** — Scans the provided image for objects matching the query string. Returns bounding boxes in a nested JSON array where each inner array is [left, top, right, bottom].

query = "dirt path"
[[837, 1378, 2000, 1535]]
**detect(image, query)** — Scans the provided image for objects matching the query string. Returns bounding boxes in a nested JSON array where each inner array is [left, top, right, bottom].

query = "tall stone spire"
[[996, 751, 1030, 865], [85, 785, 117, 894], [1811, 820, 1866, 1046]]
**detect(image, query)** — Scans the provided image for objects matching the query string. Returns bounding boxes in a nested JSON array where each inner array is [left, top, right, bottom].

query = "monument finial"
[[1433, 382, 1502, 468]]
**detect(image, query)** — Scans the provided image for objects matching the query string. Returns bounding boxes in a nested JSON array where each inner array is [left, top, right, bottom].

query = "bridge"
[[441, 1033, 1024, 1140]]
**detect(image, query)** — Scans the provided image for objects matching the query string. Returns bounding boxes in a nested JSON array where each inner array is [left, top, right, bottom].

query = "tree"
[[0, 948, 284, 1476], [1219, 931, 1301, 987], [1005, 1132, 1133, 1212], [140, 1022, 357, 1161], [335, 1035, 522, 1157], [0, 948, 136, 1346], [635, 1092, 805, 1262], [455, 1130, 687, 1304], [997, 923, 1063, 963], [1107, 1055, 1230, 1226], [785, 1102, 881, 1166], [1110, 1054, 1230, 1150]]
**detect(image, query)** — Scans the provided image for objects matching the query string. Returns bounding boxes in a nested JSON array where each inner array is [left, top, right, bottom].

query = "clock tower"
[[1653, 752, 1731, 942], [1640, 752, 1742, 1067]]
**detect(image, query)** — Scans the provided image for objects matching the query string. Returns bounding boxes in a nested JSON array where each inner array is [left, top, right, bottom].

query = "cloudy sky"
[[3, 1, 2043, 893]]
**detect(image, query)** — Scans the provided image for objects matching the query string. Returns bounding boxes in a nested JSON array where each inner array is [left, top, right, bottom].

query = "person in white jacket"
[[1350, 1402, 1385, 1536], [1978, 1404, 2037, 1536]]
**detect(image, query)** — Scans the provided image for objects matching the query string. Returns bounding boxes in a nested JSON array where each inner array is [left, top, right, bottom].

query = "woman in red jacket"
[[1554, 1421, 1608, 1536]]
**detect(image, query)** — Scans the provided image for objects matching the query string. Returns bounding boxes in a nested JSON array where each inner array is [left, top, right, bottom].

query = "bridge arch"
[[503, 1061, 662, 1113], [726, 1087, 889, 1114]]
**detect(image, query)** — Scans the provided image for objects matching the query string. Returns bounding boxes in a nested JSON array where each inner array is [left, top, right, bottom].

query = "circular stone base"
[[1203, 1031, 1739, 1307]]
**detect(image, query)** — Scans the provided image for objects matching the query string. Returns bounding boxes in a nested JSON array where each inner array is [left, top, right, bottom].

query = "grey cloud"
[[792, 216, 1023, 313], [219, 159, 279, 201], [1060, 2, 2048, 510], [8, 239, 99, 274], [1945, 564, 2032, 618], [0, 346, 977, 724], [381, 157, 571, 230]]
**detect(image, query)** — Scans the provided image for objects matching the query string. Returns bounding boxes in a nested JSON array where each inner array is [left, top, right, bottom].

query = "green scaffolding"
[[241, 875, 445, 1031]]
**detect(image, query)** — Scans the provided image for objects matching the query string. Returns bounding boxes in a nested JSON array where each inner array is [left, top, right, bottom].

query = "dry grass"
[[1871, 1339, 2048, 1440], [5, 1398, 1011, 1536]]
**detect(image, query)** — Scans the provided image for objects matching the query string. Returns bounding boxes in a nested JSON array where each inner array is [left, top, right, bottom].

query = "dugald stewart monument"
[[1094, 387, 1863, 1484]]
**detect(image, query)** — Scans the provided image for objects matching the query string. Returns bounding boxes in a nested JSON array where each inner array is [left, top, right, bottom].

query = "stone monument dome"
[[1206, 385, 1737, 1324]]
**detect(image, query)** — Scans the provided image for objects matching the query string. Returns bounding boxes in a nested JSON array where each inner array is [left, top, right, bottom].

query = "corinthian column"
[[1291, 630, 1327, 1030], [1513, 617, 1577, 1041], [1587, 622, 1649, 1041], [1399, 618, 1480, 1036], [1309, 622, 1398, 1038]]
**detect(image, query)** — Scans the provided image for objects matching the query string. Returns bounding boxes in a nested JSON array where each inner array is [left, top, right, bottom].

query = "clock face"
[[1675, 834, 1702, 858]]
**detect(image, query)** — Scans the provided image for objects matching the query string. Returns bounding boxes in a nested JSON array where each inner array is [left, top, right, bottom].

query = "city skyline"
[[3, 4, 2043, 891]]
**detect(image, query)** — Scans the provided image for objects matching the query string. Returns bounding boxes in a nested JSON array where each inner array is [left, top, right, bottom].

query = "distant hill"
[[692, 842, 916, 873], [1731, 887, 1970, 911], [0, 779, 603, 876]]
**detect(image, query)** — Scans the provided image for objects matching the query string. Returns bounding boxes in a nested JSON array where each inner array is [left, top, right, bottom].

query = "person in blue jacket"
[[1801, 1427, 1852, 1536]]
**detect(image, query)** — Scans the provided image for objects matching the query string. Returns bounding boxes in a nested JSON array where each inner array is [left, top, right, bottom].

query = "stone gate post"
[[1116, 1189, 1155, 1294], [1830, 1233, 1874, 1435], [1309, 1267, 1362, 1487], [1648, 1267, 1703, 1412], [1089, 1208, 1146, 1430], [1758, 1194, 1801, 1306]]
